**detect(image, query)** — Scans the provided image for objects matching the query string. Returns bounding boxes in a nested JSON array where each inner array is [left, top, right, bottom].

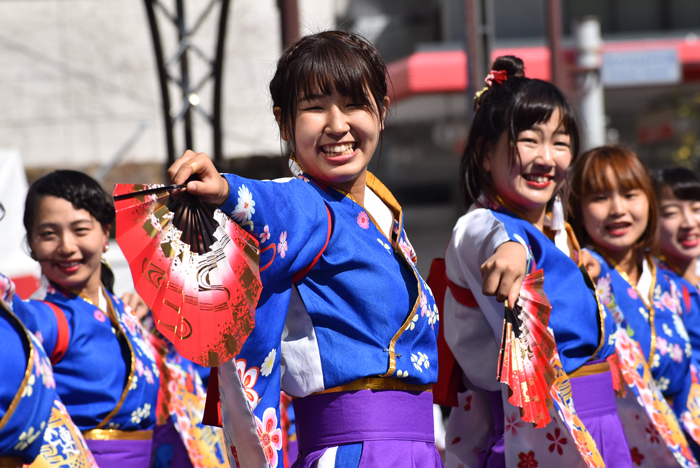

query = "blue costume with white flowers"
[[6, 279, 160, 468], [215, 171, 440, 468], [11, 282, 160, 432], [0, 281, 96, 467], [590, 251, 693, 408]]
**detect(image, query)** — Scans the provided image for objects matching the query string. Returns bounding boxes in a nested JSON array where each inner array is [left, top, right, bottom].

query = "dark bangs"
[[507, 80, 580, 165], [652, 167, 700, 202], [270, 31, 388, 147], [24, 170, 114, 236]]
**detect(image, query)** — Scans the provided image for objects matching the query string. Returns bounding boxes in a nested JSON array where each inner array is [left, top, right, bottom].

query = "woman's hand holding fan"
[[497, 269, 556, 428], [113, 180, 262, 367]]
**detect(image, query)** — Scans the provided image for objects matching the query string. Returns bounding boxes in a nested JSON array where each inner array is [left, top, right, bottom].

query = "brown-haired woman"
[[570, 145, 700, 464], [166, 30, 443, 467]]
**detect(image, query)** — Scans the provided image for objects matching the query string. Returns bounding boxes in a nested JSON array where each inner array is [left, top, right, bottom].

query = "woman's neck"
[[600, 246, 643, 284]]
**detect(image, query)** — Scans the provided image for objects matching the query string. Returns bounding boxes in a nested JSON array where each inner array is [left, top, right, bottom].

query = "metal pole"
[[144, 0, 176, 172], [545, 0, 566, 91], [176, 0, 194, 151], [575, 16, 606, 149], [465, 0, 494, 119], [213, 0, 230, 169], [278, 0, 299, 48]]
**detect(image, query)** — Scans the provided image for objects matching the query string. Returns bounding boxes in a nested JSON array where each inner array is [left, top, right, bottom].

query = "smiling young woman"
[[440, 56, 635, 468], [569, 146, 700, 461], [167, 31, 443, 468]]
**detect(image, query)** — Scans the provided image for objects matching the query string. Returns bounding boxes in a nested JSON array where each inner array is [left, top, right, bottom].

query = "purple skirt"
[[479, 363, 632, 468], [86, 436, 152, 468], [569, 366, 633, 467], [291, 389, 443, 468]]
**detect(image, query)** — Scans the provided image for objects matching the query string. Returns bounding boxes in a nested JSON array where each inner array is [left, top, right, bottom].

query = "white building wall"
[[0, 0, 286, 169]]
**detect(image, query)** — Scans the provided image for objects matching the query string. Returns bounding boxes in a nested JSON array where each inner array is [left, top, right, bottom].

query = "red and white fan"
[[497, 269, 556, 428], [113, 183, 262, 367]]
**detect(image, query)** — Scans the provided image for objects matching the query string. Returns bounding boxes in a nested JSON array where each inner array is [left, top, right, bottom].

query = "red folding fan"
[[497, 269, 556, 428], [113, 183, 262, 367]]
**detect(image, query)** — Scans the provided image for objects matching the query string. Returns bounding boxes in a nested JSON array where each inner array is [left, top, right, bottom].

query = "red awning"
[[387, 38, 700, 102]]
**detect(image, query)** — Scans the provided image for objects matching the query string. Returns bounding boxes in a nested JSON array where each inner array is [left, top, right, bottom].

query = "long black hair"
[[460, 55, 580, 209], [24, 170, 116, 292]]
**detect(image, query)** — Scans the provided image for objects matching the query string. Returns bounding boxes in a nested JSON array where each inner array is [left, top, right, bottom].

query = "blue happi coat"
[[0, 284, 96, 466], [217, 171, 439, 467], [11, 281, 160, 431]]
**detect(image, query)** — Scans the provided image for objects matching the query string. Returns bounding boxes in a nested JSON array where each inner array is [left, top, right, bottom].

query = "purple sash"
[[86, 437, 152, 468], [569, 366, 633, 467], [293, 389, 434, 450], [291, 389, 442, 468]]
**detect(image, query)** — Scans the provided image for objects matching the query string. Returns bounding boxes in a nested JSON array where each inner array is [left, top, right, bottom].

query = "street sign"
[[602, 47, 681, 87]]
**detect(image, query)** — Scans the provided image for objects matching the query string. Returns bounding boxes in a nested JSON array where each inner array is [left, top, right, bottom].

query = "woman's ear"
[[273, 107, 291, 141], [379, 96, 390, 131]]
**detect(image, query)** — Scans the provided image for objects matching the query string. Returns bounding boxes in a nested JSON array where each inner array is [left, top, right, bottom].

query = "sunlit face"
[[658, 188, 700, 265], [29, 196, 109, 293], [278, 88, 389, 194], [582, 170, 649, 257], [483, 108, 572, 224]]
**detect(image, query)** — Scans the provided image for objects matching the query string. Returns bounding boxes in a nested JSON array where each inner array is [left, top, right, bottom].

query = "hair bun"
[[491, 55, 525, 78]]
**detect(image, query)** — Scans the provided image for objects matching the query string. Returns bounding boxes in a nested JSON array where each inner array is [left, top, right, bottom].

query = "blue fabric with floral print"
[[591, 250, 692, 399], [12, 285, 160, 431], [488, 210, 617, 374], [0, 304, 55, 463], [218, 171, 439, 466], [659, 265, 700, 366]]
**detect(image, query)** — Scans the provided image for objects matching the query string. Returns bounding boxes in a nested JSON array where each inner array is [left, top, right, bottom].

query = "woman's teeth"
[[323, 143, 354, 156], [523, 175, 551, 183], [58, 261, 80, 268]]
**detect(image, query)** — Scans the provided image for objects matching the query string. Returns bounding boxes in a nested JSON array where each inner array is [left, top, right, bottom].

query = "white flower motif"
[[655, 376, 670, 392], [396, 369, 409, 378], [22, 373, 36, 398], [411, 352, 430, 372], [686, 342, 693, 358], [663, 323, 673, 337], [427, 305, 439, 328], [651, 353, 661, 369], [232, 185, 256, 223], [130, 403, 152, 424], [129, 375, 139, 390], [638, 306, 649, 321], [376, 238, 391, 253], [261, 348, 276, 377], [408, 313, 419, 330], [14, 423, 44, 451]]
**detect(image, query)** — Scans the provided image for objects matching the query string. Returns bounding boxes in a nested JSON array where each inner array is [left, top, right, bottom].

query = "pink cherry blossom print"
[[94, 310, 106, 322], [255, 407, 283, 468], [278, 232, 288, 259], [259, 225, 271, 244], [357, 211, 370, 229], [236, 359, 260, 409]]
